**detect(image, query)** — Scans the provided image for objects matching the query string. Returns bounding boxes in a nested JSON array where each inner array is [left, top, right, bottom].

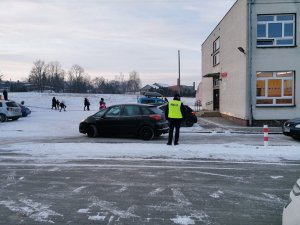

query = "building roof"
[[153, 83, 169, 88]]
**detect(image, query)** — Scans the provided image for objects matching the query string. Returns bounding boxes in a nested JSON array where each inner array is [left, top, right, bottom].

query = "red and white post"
[[263, 125, 269, 147]]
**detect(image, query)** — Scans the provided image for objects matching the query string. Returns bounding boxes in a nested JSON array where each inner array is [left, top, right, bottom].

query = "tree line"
[[26, 60, 142, 94], [2, 60, 195, 97]]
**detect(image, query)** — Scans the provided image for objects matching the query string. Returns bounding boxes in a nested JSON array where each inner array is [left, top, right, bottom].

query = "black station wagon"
[[79, 104, 169, 140]]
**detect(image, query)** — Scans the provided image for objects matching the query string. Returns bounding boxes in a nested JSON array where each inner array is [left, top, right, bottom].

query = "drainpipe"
[[247, 0, 254, 126]]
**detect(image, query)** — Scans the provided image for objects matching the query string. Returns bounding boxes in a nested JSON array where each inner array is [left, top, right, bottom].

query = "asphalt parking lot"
[[0, 153, 299, 225], [1, 116, 299, 225]]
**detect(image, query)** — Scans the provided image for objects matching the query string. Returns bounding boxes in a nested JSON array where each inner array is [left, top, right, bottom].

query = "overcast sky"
[[0, 0, 236, 86]]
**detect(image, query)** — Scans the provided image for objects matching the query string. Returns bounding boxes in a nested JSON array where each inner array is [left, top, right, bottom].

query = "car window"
[[6, 101, 19, 107], [0, 102, 2, 107], [158, 105, 167, 112], [121, 105, 141, 116], [148, 106, 163, 114], [94, 108, 108, 117], [140, 106, 162, 115], [105, 106, 120, 117], [140, 106, 152, 115]]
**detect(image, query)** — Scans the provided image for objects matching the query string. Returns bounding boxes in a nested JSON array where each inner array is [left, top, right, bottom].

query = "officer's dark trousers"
[[167, 119, 181, 144]]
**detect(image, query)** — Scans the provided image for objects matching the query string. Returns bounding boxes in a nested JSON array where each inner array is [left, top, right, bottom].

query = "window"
[[213, 37, 220, 66], [213, 38, 220, 52], [256, 71, 294, 106], [257, 14, 295, 47], [105, 106, 120, 117], [94, 108, 107, 117], [121, 105, 141, 116]]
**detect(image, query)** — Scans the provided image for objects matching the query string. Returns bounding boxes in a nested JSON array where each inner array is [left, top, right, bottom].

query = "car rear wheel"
[[139, 126, 154, 140], [0, 114, 7, 122], [87, 125, 98, 138]]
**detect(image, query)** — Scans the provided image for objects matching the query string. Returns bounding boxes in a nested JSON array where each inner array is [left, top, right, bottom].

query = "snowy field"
[[1, 92, 300, 163]]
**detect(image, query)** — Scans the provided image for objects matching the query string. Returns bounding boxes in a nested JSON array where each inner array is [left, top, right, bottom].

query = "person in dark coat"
[[59, 101, 66, 112], [2, 89, 8, 100], [84, 97, 90, 111], [165, 93, 185, 146], [52, 97, 57, 109], [56, 99, 60, 109]]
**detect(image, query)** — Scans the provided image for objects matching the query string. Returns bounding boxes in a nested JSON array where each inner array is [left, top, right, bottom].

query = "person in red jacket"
[[99, 98, 106, 110]]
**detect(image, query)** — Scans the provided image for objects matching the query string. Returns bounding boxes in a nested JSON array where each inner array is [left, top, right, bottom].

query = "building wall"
[[202, 0, 248, 118], [251, 0, 300, 120]]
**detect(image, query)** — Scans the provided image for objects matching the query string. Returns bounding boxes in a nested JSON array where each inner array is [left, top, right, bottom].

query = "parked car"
[[138, 97, 167, 106], [158, 104, 198, 127], [0, 100, 22, 122], [79, 104, 169, 140], [137, 92, 167, 106], [282, 118, 300, 140], [282, 177, 300, 225]]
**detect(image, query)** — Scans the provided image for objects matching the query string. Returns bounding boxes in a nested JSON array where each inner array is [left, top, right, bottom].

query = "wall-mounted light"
[[238, 47, 246, 54]]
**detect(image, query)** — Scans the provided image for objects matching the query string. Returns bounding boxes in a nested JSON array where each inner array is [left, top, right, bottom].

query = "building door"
[[213, 89, 219, 110], [213, 77, 220, 111]]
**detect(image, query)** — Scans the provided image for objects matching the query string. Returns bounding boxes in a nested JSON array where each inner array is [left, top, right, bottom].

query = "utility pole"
[[178, 50, 181, 95]]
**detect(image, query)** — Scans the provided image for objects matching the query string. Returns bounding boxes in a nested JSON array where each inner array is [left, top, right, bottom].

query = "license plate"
[[284, 127, 290, 132]]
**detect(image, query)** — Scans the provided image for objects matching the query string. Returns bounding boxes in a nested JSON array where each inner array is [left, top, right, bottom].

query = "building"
[[201, 0, 300, 126]]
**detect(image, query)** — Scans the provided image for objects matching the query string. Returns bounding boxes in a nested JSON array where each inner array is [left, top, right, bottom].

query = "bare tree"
[[0, 70, 4, 81], [46, 61, 65, 92], [127, 70, 141, 93], [67, 64, 86, 93], [93, 76, 106, 93], [28, 60, 46, 92]]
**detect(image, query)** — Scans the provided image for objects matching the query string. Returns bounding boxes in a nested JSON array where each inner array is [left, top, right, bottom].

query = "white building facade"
[[201, 0, 300, 125]]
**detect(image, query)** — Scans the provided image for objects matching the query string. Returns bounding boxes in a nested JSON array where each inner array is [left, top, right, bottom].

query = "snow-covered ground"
[[1, 92, 300, 163]]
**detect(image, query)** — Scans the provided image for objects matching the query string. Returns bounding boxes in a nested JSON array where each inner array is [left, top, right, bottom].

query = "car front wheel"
[[139, 126, 154, 140], [0, 114, 7, 122], [87, 125, 98, 138]]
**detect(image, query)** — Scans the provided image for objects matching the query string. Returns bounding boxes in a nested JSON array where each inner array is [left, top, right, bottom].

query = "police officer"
[[165, 93, 185, 145]]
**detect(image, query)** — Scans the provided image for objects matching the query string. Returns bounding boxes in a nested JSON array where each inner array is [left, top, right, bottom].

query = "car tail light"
[[191, 111, 196, 115], [149, 114, 161, 121]]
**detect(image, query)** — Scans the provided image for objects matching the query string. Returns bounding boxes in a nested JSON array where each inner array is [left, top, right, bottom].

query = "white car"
[[283, 178, 300, 225], [0, 100, 22, 122]]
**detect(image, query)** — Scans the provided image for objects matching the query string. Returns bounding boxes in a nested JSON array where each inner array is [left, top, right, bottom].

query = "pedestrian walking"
[[59, 101, 66, 112], [2, 89, 8, 100], [99, 98, 106, 110], [165, 93, 185, 146], [51, 97, 57, 109], [56, 99, 60, 109], [84, 97, 90, 111]]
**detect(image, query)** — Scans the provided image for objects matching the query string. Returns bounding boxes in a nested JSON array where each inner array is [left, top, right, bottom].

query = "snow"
[[1, 92, 300, 163], [171, 215, 195, 225], [0, 198, 62, 223]]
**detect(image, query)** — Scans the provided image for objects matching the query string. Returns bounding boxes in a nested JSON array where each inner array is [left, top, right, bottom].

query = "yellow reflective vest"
[[168, 100, 183, 119]]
